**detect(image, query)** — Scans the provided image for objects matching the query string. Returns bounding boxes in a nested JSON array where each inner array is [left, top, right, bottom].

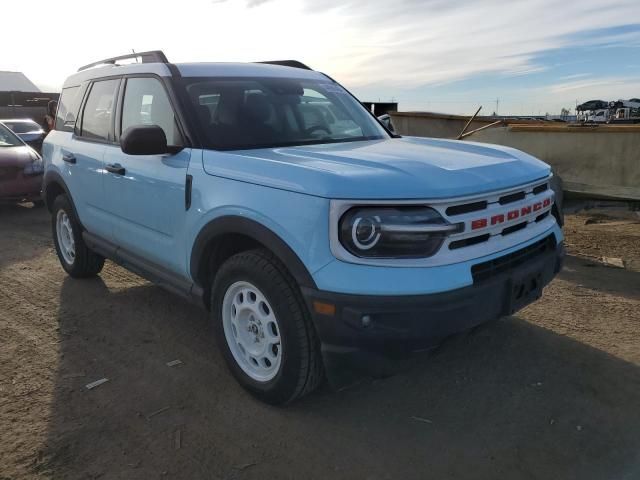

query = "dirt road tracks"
[[1, 204, 639, 479]]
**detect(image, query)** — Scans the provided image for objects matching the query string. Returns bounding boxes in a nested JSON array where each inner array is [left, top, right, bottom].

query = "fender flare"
[[43, 170, 81, 221], [190, 215, 317, 290]]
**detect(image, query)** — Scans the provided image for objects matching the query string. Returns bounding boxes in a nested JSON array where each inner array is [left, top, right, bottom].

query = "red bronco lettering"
[[471, 198, 552, 230]]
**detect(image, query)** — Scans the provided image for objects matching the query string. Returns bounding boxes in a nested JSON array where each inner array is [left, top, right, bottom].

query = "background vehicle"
[[0, 122, 44, 205], [43, 51, 564, 405], [586, 109, 609, 123], [1, 118, 47, 152]]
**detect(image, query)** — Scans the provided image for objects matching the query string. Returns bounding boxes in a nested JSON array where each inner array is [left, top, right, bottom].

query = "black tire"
[[51, 194, 104, 278], [211, 248, 324, 405]]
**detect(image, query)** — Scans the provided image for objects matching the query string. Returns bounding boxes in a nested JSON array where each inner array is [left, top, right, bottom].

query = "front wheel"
[[211, 249, 323, 405], [51, 195, 105, 278]]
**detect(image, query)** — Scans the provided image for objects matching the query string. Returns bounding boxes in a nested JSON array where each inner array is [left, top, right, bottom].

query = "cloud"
[[548, 76, 640, 96], [3, 0, 638, 116], [558, 73, 591, 81], [298, 0, 640, 88], [211, 0, 272, 5]]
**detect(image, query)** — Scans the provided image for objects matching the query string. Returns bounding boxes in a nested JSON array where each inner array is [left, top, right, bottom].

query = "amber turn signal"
[[313, 301, 336, 316]]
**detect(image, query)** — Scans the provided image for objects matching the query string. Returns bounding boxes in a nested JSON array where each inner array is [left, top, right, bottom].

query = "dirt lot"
[[1, 204, 639, 480]]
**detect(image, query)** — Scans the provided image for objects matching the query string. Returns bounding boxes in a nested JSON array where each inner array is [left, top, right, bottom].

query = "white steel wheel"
[[56, 209, 76, 265], [222, 281, 282, 382]]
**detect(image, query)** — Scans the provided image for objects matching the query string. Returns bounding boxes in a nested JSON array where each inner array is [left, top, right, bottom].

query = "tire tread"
[[52, 195, 104, 278], [212, 248, 324, 403]]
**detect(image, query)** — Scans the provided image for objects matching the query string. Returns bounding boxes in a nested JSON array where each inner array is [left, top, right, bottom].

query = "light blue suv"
[[43, 51, 564, 404]]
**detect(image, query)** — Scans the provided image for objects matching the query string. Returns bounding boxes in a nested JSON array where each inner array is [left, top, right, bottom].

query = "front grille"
[[471, 235, 556, 284], [446, 200, 487, 216], [446, 181, 550, 219], [449, 233, 490, 250], [501, 221, 528, 236], [532, 183, 548, 195], [535, 211, 550, 223], [499, 191, 526, 205]]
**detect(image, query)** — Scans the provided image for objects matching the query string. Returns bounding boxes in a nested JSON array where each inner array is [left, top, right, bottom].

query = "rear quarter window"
[[55, 86, 83, 132]]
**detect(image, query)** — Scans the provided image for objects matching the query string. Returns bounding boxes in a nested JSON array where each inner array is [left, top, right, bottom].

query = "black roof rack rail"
[[257, 60, 312, 70], [78, 50, 169, 72]]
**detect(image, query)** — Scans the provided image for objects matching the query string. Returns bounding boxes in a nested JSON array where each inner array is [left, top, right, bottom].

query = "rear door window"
[[80, 79, 119, 141], [55, 86, 83, 132]]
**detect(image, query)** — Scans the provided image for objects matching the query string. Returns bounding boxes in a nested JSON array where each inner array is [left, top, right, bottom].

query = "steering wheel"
[[305, 125, 331, 136]]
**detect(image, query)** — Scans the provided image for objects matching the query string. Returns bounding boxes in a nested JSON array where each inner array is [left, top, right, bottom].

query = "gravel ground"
[[1, 204, 639, 480]]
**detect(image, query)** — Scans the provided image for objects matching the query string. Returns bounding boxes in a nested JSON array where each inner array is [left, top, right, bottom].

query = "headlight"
[[24, 159, 44, 176], [338, 206, 461, 258]]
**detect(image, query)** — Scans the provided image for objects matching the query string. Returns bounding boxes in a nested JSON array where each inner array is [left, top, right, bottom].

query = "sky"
[[3, 0, 639, 115]]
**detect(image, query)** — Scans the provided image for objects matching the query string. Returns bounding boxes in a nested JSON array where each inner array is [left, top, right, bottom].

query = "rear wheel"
[[211, 249, 323, 405], [51, 195, 104, 278]]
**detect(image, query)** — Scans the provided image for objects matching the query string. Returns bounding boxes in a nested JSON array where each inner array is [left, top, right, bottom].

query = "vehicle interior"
[[185, 78, 384, 149]]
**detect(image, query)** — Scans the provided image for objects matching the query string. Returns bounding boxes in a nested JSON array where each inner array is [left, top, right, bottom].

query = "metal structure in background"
[[0, 91, 60, 120], [362, 102, 398, 117]]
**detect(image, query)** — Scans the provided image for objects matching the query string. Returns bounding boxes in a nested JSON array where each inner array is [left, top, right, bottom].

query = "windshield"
[[3, 120, 41, 134], [0, 123, 23, 147], [183, 77, 389, 150]]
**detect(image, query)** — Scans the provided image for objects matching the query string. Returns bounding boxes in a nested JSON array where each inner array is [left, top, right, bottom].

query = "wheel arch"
[[43, 171, 82, 222], [190, 216, 317, 304], [44, 171, 70, 210]]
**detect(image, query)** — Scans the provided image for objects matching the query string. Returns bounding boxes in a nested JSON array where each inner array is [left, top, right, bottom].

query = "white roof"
[[176, 62, 324, 80], [0, 71, 40, 92]]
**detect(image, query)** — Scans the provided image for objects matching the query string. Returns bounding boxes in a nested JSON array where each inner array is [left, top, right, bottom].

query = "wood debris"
[[601, 256, 625, 268]]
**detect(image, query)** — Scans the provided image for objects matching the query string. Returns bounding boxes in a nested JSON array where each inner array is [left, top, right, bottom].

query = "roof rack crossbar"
[[257, 60, 312, 70], [78, 50, 169, 72]]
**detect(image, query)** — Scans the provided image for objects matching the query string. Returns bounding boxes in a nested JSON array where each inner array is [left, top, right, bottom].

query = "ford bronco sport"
[[43, 51, 564, 404]]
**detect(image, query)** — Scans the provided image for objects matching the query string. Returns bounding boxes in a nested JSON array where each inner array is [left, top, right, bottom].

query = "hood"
[[18, 132, 45, 142], [0, 145, 38, 167], [202, 136, 551, 199]]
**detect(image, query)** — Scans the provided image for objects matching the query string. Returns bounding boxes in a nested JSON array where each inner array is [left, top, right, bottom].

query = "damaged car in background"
[[0, 122, 44, 205], [1, 118, 47, 153]]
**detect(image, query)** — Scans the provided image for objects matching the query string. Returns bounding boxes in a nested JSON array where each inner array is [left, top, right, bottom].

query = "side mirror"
[[377, 114, 395, 133], [121, 125, 170, 155]]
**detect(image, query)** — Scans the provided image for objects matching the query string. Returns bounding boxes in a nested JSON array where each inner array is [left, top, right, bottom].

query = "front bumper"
[[302, 234, 564, 382], [0, 172, 43, 202]]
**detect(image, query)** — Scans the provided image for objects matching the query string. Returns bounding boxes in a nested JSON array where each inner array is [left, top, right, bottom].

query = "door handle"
[[105, 163, 126, 175], [62, 153, 76, 164]]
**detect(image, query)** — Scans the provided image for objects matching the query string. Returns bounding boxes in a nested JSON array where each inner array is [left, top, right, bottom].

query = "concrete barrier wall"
[[390, 111, 494, 139], [468, 125, 640, 200], [388, 112, 640, 201]]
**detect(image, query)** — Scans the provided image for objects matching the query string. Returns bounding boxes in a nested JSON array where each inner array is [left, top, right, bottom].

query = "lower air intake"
[[471, 235, 556, 284]]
